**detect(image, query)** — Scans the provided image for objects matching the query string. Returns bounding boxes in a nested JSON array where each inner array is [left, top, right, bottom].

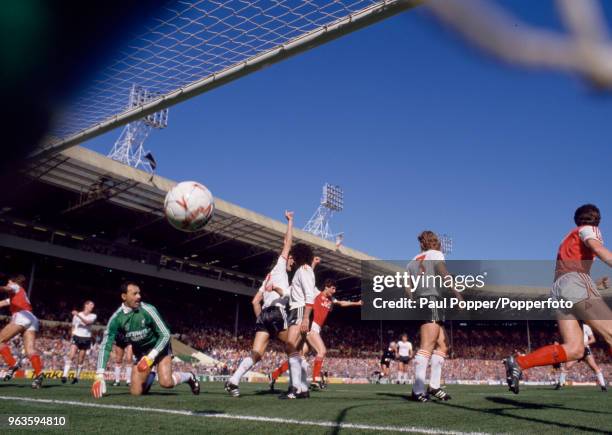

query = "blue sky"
[[82, 1, 611, 260]]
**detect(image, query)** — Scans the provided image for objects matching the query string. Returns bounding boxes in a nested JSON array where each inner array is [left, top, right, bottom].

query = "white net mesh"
[[45, 0, 413, 152]]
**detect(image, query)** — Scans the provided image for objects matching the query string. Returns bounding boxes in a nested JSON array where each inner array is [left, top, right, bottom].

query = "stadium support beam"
[[32, 0, 422, 159]]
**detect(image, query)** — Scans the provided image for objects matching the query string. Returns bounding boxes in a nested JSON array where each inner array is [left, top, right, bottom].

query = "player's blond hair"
[[418, 230, 441, 251]]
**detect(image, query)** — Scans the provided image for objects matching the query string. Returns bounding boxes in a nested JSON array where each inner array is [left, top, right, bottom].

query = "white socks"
[[229, 356, 255, 385], [289, 354, 303, 392], [300, 358, 309, 391], [413, 350, 431, 395], [172, 372, 192, 386], [430, 352, 446, 390], [596, 371, 606, 387], [62, 359, 71, 378], [76, 365, 83, 379], [114, 365, 121, 383]]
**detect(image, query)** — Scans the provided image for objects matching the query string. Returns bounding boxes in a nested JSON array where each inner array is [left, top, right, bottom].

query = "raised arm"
[[280, 211, 294, 260]]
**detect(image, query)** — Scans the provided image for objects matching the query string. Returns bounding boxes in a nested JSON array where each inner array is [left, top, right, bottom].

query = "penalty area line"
[[0, 395, 489, 435]]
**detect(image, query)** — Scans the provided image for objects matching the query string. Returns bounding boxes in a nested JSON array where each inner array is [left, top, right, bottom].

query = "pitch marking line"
[[0, 395, 490, 435]]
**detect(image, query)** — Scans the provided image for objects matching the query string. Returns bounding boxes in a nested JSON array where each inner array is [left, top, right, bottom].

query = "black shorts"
[[418, 295, 445, 324], [133, 344, 173, 366], [71, 335, 92, 350], [380, 359, 391, 367], [114, 334, 130, 349], [579, 346, 592, 361], [287, 306, 305, 327], [255, 306, 288, 336], [398, 356, 411, 364]]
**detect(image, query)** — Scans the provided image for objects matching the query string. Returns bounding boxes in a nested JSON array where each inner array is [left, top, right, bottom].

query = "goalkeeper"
[[92, 282, 200, 398]]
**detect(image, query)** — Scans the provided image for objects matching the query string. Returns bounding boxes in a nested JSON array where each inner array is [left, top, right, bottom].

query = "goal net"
[[38, 0, 419, 157]]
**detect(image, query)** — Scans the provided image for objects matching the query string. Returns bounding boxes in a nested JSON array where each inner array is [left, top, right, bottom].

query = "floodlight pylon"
[[303, 183, 344, 241], [440, 233, 453, 256], [107, 85, 168, 172]]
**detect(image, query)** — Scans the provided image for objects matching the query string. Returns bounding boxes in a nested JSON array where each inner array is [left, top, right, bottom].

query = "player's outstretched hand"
[[91, 376, 106, 399], [137, 356, 154, 372], [285, 210, 294, 221], [300, 319, 310, 334]]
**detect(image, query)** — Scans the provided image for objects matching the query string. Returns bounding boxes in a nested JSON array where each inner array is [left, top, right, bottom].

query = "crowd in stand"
[[5, 316, 609, 384]]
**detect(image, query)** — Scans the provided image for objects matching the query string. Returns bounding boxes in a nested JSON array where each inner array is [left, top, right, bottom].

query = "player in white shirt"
[[225, 211, 295, 397], [62, 300, 97, 384], [556, 324, 607, 391], [406, 231, 463, 402], [396, 334, 413, 384], [281, 243, 318, 399]]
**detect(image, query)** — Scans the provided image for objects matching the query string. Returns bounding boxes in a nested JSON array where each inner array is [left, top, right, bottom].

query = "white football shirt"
[[406, 249, 446, 297], [289, 264, 316, 310], [397, 340, 412, 357], [72, 312, 97, 338], [260, 256, 290, 309]]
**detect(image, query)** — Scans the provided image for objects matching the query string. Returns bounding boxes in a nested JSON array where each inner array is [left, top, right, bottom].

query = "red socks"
[[29, 354, 42, 376], [0, 344, 16, 367], [313, 357, 324, 381], [271, 360, 289, 380], [516, 344, 567, 370]]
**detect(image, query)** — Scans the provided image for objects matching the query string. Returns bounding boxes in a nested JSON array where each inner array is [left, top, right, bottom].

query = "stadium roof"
[[3, 146, 393, 297], [35, 0, 420, 158]]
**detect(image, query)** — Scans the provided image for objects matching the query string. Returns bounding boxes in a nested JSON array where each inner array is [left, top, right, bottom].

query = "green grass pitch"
[[0, 380, 610, 434]]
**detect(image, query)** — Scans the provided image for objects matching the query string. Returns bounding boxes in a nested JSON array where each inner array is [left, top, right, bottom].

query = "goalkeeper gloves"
[[91, 373, 106, 399], [137, 355, 154, 372]]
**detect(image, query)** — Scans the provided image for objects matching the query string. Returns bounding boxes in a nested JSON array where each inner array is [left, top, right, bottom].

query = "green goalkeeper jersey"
[[97, 302, 171, 371]]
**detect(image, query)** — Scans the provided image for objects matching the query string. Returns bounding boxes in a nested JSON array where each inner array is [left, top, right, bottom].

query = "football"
[[164, 181, 214, 232]]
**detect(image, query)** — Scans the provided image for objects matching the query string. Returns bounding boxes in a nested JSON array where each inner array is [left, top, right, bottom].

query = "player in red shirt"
[[504, 204, 612, 394], [0, 274, 44, 388], [269, 279, 362, 390]]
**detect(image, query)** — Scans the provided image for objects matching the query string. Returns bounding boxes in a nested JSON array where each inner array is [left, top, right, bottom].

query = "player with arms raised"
[[92, 282, 199, 398], [504, 204, 612, 394], [62, 300, 97, 384], [224, 211, 295, 397], [0, 274, 44, 388]]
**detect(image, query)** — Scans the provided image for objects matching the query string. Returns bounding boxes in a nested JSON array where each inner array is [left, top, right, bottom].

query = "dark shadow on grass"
[[487, 396, 612, 415], [431, 397, 610, 434], [375, 392, 412, 401], [331, 405, 367, 435], [253, 388, 282, 396]]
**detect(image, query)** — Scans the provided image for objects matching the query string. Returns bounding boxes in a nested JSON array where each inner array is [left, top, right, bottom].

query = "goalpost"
[[36, 0, 421, 159]]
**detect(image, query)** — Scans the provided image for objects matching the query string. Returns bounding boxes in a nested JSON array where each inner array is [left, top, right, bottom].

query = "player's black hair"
[[574, 204, 600, 226], [323, 278, 336, 288], [9, 274, 26, 287], [290, 243, 314, 268], [401, 333, 408, 339], [120, 281, 139, 294]]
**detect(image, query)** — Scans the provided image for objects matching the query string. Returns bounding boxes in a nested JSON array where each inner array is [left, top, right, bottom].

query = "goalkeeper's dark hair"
[[574, 204, 600, 226], [290, 243, 314, 268], [120, 281, 139, 294]]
